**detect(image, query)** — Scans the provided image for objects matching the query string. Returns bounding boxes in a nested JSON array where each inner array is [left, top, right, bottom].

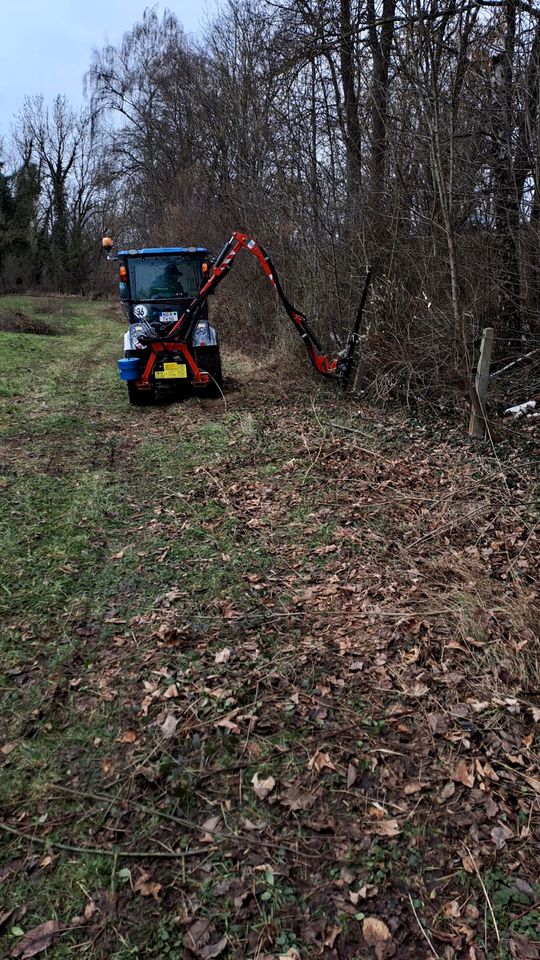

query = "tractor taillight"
[[119, 265, 127, 282]]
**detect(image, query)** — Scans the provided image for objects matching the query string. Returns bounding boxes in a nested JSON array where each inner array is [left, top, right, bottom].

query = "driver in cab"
[[150, 263, 185, 298]]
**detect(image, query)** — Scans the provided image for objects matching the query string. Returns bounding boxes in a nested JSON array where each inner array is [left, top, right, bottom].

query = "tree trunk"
[[367, 0, 396, 246], [339, 0, 362, 226], [490, 0, 521, 346]]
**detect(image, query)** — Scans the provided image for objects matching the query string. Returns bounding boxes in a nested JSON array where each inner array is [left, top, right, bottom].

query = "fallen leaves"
[[438, 780, 456, 803], [373, 818, 401, 838], [200, 815, 221, 842], [11, 921, 63, 958], [133, 871, 162, 899], [307, 750, 336, 774], [403, 780, 425, 795], [510, 932, 540, 959], [453, 759, 475, 788], [281, 782, 321, 811], [184, 919, 227, 959], [215, 715, 241, 734], [116, 728, 137, 744], [251, 773, 276, 800], [490, 824, 514, 849], [160, 713, 178, 738], [362, 916, 392, 945], [347, 762, 358, 788], [214, 648, 231, 664], [4, 372, 539, 960]]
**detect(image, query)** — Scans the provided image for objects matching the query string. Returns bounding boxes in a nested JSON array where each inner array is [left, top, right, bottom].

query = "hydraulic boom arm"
[[164, 232, 371, 384]]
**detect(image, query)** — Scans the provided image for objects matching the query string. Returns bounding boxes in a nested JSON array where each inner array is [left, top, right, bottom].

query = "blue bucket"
[[118, 357, 141, 381]]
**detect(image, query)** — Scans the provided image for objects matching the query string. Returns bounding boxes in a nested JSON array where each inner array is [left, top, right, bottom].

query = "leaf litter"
[[2, 375, 539, 959]]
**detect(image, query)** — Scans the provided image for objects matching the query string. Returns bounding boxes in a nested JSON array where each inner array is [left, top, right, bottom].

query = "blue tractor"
[[103, 233, 371, 406], [107, 242, 222, 405]]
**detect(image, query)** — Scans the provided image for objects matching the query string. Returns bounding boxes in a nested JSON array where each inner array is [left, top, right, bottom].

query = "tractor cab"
[[117, 247, 216, 348]]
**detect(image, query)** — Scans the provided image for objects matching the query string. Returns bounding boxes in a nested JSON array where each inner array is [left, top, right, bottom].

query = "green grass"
[[0, 295, 308, 957]]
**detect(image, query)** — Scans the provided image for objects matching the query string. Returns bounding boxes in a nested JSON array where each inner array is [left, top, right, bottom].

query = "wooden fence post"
[[469, 326, 494, 439]]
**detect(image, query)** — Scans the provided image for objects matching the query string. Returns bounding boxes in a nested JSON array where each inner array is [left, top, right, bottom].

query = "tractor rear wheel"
[[127, 382, 155, 406], [195, 346, 223, 397]]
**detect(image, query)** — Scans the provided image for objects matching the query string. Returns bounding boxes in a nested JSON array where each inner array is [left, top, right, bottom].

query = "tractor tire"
[[195, 346, 223, 397], [127, 382, 155, 406]]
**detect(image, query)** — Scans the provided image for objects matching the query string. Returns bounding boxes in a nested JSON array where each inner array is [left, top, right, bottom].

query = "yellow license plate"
[[155, 362, 188, 380]]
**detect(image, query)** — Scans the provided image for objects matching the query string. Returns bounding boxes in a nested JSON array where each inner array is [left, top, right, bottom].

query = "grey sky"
[[0, 1, 213, 135]]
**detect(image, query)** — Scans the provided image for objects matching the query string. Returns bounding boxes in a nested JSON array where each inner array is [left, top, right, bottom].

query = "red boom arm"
[[133, 232, 371, 387], [167, 232, 339, 377]]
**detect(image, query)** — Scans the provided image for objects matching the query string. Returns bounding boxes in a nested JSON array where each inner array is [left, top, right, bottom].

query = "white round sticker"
[[134, 304, 148, 319]]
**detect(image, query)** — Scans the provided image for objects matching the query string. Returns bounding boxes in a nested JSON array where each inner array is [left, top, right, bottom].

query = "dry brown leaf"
[[83, 901, 97, 921], [1, 743, 17, 756], [163, 683, 179, 699], [0, 909, 16, 931], [134, 871, 162, 899], [323, 925, 341, 948], [101, 757, 114, 777], [251, 772, 276, 800], [281, 782, 320, 811], [453, 759, 475, 788], [200, 935, 228, 959], [185, 919, 213, 956], [200, 815, 221, 842], [470, 700, 490, 713], [215, 648, 231, 665], [438, 780, 456, 803], [476, 759, 500, 782], [347, 762, 358, 788], [215, 715, 241, 734], [403, 780, 425, 795], [510, 932, 540, 959], [490, 824, 513, 849], [11, 920, 63, 958], [442, 899, 461, 918], [160, 714, 178, 738], [307, 750, 336, 774], [374, 818, 401, 837], [116, 729, 137, 744], [428, 713, 448, 735], [362, 916, 392, 945]]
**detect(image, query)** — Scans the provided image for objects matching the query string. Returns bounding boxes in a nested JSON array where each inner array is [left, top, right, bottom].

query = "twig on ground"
[[0, 821, 207, 859], [408, 893, 440, 957], [407, 504, 488, 548], [48, 784, 319, 860], [464, 846, 500, 943]]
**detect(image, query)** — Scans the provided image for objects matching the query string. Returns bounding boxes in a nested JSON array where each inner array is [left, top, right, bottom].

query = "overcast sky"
[[0, 1, 213, 136]]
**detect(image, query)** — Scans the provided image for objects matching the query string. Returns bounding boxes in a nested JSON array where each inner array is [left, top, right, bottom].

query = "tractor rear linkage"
[[113, 231, 371, 390]]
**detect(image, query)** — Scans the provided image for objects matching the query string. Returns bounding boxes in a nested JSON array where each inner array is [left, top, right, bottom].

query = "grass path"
[[0, 296, 539, 960]]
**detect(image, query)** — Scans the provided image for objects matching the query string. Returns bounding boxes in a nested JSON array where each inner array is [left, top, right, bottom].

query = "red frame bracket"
[[137, 342, 209, 388]]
